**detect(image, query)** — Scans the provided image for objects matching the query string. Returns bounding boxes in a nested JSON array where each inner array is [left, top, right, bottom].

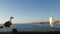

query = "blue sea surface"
[[0, 24, 60, 32]]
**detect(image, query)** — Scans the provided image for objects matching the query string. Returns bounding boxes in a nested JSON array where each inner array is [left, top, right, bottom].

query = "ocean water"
[[0, 24, 60, 32]]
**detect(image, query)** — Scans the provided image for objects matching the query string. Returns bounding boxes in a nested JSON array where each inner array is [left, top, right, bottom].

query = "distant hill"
[[29, 22, 49, 24], [30, 21, 60, 24]]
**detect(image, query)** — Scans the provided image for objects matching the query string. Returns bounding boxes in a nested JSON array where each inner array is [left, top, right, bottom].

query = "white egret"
[[49, 13, 55, 28]]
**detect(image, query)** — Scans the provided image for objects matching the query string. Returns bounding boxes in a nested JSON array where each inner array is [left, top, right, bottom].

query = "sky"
[[0, 0, 60, 24]]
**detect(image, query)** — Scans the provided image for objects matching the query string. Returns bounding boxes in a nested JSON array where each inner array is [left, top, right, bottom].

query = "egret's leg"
[[50, 24, 54, 32]]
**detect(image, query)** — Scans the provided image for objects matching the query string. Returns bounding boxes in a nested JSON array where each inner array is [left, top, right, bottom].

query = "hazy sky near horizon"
[[0, 0, 60, 24]]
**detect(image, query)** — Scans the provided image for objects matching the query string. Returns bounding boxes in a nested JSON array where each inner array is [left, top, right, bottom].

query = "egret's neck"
[[9, 18, 12, 22]]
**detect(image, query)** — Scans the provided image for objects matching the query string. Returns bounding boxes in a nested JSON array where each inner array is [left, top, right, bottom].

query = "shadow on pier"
[[0, 28, 60, 34]]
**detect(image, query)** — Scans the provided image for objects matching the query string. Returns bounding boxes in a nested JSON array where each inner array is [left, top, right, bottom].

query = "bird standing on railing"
[[49, 13, 55, 28], [4, 16, 14, 27], [0, 16, 14, 28]]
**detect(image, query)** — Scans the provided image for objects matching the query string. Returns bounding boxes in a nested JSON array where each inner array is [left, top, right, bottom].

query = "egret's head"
[[10, 16, 14, 21], [10, 16, 14, 19], [9, 16, 14, 21]]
